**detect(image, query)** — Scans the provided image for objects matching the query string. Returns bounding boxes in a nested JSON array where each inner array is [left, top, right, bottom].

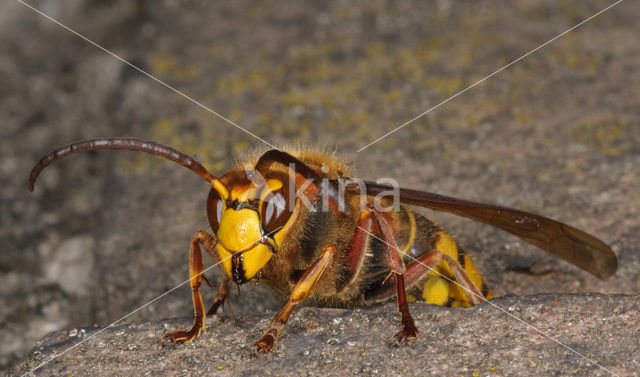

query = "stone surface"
[[11, 294, 640, 376], [43, 235, 95, 296], [2, 0, 639, 375]]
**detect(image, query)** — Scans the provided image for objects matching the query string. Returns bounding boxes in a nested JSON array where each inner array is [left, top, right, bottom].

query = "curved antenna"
[[28, 137, 229, 199]]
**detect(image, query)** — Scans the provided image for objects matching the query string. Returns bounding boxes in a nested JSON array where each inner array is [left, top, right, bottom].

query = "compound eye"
[[259, 178, 294, 234], [207, 188, 224, 230]]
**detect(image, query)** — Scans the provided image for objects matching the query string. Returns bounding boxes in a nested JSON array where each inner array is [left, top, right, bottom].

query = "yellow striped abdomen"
[[421, 231, 491, 308]]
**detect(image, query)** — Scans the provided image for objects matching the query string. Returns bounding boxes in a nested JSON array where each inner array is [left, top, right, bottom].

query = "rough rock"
[[11, 294, 640, 376], [2, 0, 639, 375], [43, 235, 95, 296]]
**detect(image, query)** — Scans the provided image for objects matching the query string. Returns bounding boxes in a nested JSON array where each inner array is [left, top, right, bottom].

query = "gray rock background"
[[11, 295, 640, 377], [1, 0, 639, 375]]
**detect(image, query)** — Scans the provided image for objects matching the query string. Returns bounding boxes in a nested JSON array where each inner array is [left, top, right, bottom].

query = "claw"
[[388, 320, 418, 347], [162, 330, 194, 347], [250, 345, 269, 358], [389, 330, 417, 347], [162, 332, 183, 347], [162, 337, 176, 348], [251, 329, 278, 356]]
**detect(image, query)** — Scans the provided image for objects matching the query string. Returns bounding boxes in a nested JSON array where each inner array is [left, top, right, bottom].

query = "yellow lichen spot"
[[217, 74, 245, 94], [150, 55, 202, 81], [299, 119, 312, 134], [233, 140, 249, 153], [490, 366, 498, 371], [151, 55, 177, 75], [175, 63, 203, 81], [384, 139, 397, 149], [217, 366, 224, 370], [229, 108, 243, 123], [472, 372, 479, 377], [246, 70, 269, 92], [568, 118, 631, 156], [209, 161, 225, 172], [365, 42, 385, 58], [514, 111, 532, 124], [258, 112, 274, 125], [425, 76, 464, 96], [385, 89, 404, 103]]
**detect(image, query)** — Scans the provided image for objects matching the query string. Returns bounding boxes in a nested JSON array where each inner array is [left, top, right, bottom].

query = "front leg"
[[253, 243, 337, 355], [163, 229, 219, 346], [206, 276, 231, 316]]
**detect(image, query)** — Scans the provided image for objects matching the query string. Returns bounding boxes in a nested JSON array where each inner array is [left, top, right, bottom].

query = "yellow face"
[[212, 177, 293, 284], [215, 208, 273, 283]]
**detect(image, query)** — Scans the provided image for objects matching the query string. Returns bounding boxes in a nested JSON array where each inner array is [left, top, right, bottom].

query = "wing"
[[361, 182, 617, 279]]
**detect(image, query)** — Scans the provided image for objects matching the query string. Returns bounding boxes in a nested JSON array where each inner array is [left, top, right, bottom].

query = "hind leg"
[[367, 248, 489, 305], [370, 208, 421, 345]]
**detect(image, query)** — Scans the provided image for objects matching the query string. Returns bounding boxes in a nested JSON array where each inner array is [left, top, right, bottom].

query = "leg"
[[365, 249, 443, 303], [440, 253, 485, 306], [338, 209, 374, 290], [372, 208, 406, 276], [370, 209, 418, 345], [366, 248, 488, 307], [389, 252, 487, 344], [391, 273, 418, 346], [253, 243, 337, 355], [163, 230, 218, 346], [206, 276, 231, 316]]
